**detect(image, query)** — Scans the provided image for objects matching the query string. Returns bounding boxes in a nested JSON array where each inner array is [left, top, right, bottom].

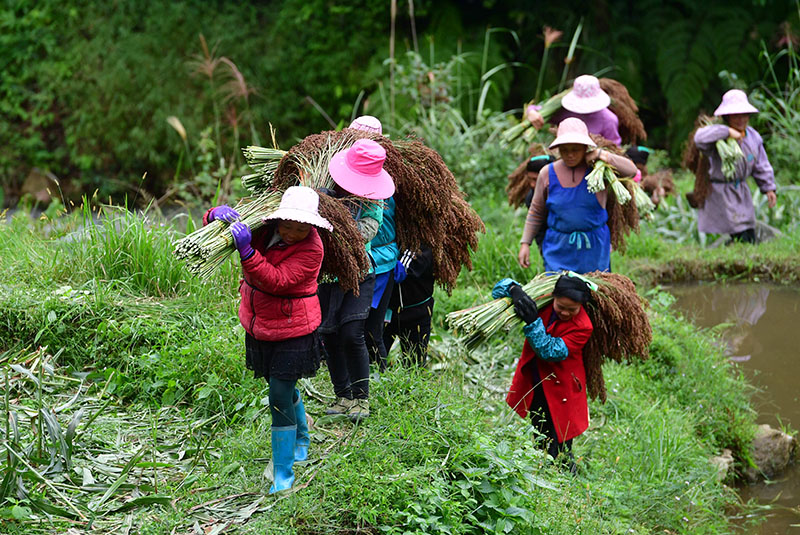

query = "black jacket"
[[388, 246, 434, 318]]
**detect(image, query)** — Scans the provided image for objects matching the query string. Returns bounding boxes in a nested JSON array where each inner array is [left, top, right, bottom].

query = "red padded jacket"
[[506, 304, 593, 442], [203, 209, 323, 341]]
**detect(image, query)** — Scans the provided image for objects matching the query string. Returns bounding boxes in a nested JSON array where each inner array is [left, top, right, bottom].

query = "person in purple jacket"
[[526, 75, 622, 145], [693, 89, 777, 243]]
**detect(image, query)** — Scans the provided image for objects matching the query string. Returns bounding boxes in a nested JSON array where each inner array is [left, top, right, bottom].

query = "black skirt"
[[317, 274, 375, 334], [245, 332, 322, 382]]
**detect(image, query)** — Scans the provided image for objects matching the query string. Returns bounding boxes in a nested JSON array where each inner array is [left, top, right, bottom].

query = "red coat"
[[506, 304, 593, 442], [202, 209, 324, 341]]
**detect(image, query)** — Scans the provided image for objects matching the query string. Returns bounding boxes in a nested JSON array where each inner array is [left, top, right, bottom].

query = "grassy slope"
[[0, 200, 772, 534]]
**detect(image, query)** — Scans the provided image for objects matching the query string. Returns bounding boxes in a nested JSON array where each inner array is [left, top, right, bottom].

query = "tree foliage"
[[0, 0, 796, 205]]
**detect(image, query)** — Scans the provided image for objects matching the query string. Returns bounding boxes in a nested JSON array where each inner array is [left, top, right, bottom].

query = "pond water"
[[669, 283, 800, 534]]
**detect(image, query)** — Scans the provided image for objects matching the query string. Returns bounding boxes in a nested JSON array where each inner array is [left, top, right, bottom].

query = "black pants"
[[365, 274, 394, 372], [728, 228, 756, 244], [323, 319, 370, 400], [529, 383, 572, 460], [383, 300, 433, 367]]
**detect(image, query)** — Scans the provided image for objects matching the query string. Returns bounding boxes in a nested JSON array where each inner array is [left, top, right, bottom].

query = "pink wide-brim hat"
[[349, 115, 383, 135], [561, 75, 611, 114], [714, 89, 759, 116], [328, 139, 395, 200], [264, 185, 333, 231], [549, 117, 596, 149]]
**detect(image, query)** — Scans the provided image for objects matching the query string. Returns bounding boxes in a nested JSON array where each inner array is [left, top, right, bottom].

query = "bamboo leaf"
[[109, 494, 172, 514], [91, 446, 146, 512]]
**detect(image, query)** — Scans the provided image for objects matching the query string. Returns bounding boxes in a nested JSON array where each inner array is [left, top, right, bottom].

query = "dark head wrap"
[[625, 145, 651, 165], [526, 154, 555, 173], [553, 274, 593, 304]]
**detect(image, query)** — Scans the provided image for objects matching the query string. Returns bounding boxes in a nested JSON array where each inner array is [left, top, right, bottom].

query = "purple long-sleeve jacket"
[[693, 124, 776, 235], [552, 107, 622, 145]]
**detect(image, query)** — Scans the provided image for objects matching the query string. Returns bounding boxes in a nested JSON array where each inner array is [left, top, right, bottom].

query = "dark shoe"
[[325, 397, 354, 415], [348, 398, 370, 423]]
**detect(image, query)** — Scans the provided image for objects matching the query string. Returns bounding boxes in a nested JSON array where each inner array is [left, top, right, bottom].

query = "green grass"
[[0, 199, 776, 534]]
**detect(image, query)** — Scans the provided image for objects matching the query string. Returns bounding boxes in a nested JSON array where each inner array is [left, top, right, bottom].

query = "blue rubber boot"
[[269, 426, 296, 494], [294, 390, 310, 462]]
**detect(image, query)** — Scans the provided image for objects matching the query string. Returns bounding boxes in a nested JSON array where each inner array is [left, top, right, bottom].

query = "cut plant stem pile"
[[0, 347, 212, 531], [446, 271, 651, 401]]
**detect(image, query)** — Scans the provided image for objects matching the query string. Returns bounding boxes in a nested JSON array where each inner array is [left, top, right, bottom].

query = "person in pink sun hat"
[[346, 117, 402, 373], [527, 75, 622, 145], [518, 118, 636, 273], [318, 138, 394, 422], [202, 186, 331, 494], [693, 89, 777, 244], [348, 115, 383, 135]]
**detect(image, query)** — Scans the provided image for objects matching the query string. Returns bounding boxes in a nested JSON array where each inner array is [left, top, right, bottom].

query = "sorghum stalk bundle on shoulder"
[[506, 143, 551, 208], [683, 115, 715, 209], [272, 130, 484, 293], [173, 191, 282, 278], [388, 138, 485, 293], [598, 78, 648, 145], [446, 271, 651, 402]]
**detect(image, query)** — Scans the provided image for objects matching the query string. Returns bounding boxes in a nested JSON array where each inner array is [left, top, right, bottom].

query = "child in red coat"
[[205, 186, 332, 493], [493, 273, 594, 472]]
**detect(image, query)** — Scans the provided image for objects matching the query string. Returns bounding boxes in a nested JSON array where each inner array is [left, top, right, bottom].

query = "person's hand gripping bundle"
[[492, 278, 538, 324]]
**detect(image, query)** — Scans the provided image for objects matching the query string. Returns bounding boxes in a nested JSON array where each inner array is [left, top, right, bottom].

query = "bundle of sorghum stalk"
[[683, 116, 712, 209], [506, 143, 551, 208], [241, 146, 287, 192], [446, 271, 651, 402], [389, 138, 485, 293], [173, 191, 282, 278], [272, 129, 485, 293], [586, 161, 655, 217], [598, 78, 647, 145], [500, 90, 568, 156], [716, 136, 744, 180]]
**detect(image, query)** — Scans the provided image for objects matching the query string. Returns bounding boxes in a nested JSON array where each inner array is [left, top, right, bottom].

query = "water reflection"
[[709, 285, 769, 362], [669, 283, 800, 535]]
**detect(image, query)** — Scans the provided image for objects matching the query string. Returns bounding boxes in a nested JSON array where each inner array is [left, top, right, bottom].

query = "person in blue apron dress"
[[517, 118, 637, 273]]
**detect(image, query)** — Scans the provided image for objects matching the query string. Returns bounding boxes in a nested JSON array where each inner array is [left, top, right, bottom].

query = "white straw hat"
[[561, 75, 611, 114], [713, 89, 759, 116], [264, 186, 333, 231], [548, 118, 596, 149]]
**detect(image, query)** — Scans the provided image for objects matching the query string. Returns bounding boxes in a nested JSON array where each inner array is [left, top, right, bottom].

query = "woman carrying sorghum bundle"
[[347, 116, 400, 373], [493, 273, 595, 471], [527, 75, 622, 145], [517, 118, 636, 273], [204, 186, 332, 494], [320, 139, 394, 422], [693, 89, 777, 244]]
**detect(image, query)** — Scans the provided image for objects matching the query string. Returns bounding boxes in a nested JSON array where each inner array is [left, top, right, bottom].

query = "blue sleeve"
[[492, 278, 519, 299], [523, 318, 569, 362]]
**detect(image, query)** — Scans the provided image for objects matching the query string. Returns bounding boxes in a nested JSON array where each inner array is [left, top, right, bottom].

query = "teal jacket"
[[369, 197, 399, 275], [358, 200, 383, 275]]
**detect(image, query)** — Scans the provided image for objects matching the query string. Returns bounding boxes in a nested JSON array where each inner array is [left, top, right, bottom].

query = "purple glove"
[[209, 205, 241, 223], [230, 222, 254, 260]]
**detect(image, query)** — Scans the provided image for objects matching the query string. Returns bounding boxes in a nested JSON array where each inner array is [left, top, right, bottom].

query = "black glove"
[[509, 284, 538, 324]]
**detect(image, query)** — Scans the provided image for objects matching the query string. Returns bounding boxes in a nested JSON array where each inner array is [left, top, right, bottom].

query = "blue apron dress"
[[541, 163, 610, 273]]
